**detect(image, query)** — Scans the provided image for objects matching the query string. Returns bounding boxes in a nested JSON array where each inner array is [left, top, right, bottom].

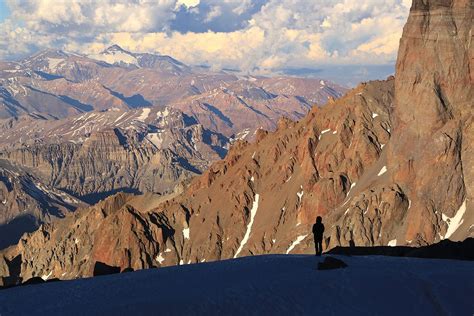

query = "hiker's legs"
[[316, 240, 323, 256], [314, 236, 318, 255]]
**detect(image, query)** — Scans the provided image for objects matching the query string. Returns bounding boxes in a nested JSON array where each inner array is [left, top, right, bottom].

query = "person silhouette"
[[312, 216, 325, 256]]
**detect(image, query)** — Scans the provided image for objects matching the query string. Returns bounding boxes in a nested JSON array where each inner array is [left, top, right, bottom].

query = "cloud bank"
[[0, 0, 411, 76]]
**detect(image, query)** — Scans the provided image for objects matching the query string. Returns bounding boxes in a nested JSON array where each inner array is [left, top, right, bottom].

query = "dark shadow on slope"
[[201, 129, 228, 159], [33, 71, 63, 81], [175, 157, 202, 174], [7, 255, 22, 278], [58, 95, 94, 112], [182, 113, 198, 126], [202, 103, 233, 127], [67, 187, 141, 205], [27, 86, 93, 113], [21, 177, 75, 218], [103, 86, 152, 108], [93, 261, 121, 277], [0, 214, 38, 250], [294, 96, 311, 107], [327, 238, 474, 261], [0, 87, 29, 117]]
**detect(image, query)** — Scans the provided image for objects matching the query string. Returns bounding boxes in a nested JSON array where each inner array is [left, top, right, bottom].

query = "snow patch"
[[318, 129, 331, 140], [157, 108, 170, 119], [234, 194, 260, 258], [91, 50, 139, 66], [47, 58, 64, 71], [113, 112, 127, 124], [377, 166, 387, 177], [372, 113, 379, 119], [443, 200, 467, 239], [388, 239, 397, 247], [286, 235, 308, 254], [297, 186, 304, 204], [137, 108, 151, 122], [346, 182, 356, 196], [320, 80, 325, 86], [146, 132, 163, 148], [41, 271, 53, 281], [183, 227, 190, 240], [236, 128, 250, 140], [156, 253, 165, 264]]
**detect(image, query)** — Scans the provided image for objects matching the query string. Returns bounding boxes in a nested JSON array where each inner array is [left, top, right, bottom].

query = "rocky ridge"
[[0, 46, 346, 139], [0, 107, 229, 202], [0, 160, 81, 250]]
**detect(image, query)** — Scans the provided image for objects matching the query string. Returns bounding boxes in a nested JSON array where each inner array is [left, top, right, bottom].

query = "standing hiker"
[[312, 216, 325, 256]]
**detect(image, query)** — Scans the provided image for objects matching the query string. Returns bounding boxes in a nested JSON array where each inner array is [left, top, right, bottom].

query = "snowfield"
[[0, 255, 472, 315]]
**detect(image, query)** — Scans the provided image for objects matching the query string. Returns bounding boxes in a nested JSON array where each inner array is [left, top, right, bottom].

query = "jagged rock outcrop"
[[1, 0, 472, 280], [0, 160, 81, 250], [6, 193, 189, 280], [0, 108, 228, 202]]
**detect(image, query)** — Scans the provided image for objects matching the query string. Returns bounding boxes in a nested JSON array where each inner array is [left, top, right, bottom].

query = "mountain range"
[[0, 43, 346, 250], [0, 0, 472, 284]]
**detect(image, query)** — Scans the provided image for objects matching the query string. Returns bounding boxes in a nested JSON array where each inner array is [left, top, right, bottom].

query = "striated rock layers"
[[0, 108, 228, 202], [1, 0, 472, 280]]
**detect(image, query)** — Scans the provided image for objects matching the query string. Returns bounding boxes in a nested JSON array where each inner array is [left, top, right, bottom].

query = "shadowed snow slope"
[[1, 255, 473, 315]]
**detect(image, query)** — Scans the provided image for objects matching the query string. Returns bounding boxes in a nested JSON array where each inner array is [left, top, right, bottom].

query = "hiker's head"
[[316, 216, 322, 223]]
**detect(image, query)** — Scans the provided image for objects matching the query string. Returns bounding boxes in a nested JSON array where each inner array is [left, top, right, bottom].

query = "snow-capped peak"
[[90, 45, 139, 67], [102, 44, 130, 55]]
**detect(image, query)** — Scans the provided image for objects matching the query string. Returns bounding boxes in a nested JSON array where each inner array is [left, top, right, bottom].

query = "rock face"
[[0, 160, 81, 249], [387, 0, 473, 243], [1, 0, 472, 280], [0, 107, 228, 202], [10, 193, 186, 280]]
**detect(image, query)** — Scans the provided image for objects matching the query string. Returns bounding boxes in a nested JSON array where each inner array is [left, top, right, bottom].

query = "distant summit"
[[101, 44, 131, 54], [90, 44, 140, 67]]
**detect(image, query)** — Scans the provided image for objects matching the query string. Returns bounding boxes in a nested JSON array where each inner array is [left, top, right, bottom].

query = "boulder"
[[317, 257, 348, 270]]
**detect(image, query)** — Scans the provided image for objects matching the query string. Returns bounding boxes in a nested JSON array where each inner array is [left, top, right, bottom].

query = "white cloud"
[[0, 0, 411, 74], [176, 0, 200, 8], [204, 5, 222, 22]]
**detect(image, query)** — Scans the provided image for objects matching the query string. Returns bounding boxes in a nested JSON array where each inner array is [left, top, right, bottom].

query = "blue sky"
[[0, 1, 10, 22], [0, 0, 411, 83]]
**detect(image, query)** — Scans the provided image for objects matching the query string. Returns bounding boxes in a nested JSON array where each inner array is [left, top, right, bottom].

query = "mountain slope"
[[0, 160, 82, 249], [0, 107, 229, 202]]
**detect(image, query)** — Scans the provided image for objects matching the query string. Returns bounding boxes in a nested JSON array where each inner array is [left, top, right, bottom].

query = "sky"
[[0, 0, 411, 84]]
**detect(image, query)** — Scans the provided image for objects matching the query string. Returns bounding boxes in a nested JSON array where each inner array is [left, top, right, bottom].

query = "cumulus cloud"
[[0, 0, 411, 75]]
